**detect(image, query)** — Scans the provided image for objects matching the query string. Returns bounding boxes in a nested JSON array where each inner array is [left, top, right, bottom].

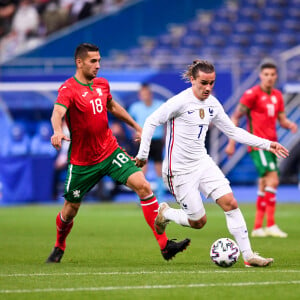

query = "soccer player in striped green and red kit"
[[46, 43, 190, 263]]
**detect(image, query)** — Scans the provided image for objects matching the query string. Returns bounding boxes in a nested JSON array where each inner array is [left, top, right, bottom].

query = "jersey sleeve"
[[56, 84, 73, 109], [212, 102, 271, 150], [136, 95, 183, 160], [105, 79, 113, 102], [240, 88, 256, 109]]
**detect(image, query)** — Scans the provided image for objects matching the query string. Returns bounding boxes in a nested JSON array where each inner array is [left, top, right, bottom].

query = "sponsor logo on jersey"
[[82, 92, 88, 97], [261, 96, 267, 101], [209, 108, 214, 116], [187, 110, 194, 114], [199, 108, 205, 119]]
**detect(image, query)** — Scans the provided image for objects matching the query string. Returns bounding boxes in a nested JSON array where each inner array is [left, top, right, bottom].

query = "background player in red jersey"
[[226, 62, 298, 238], [46, 43, 190, 263]]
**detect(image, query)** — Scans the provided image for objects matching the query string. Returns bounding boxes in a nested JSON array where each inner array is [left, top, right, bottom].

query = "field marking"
[[1, 269, 300, 277], [1, 280, 300, 294]]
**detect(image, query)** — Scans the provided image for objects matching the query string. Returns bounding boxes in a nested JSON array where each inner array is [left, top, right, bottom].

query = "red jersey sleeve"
[[104, 78, 113, 102], [240, 87, 256, 109], [56, 84, 73, 109]]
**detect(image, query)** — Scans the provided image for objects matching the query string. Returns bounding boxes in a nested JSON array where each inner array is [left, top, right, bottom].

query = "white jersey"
[[137, 87, 271, 175]]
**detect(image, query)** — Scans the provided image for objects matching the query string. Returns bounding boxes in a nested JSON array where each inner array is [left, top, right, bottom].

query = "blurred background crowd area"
[[0, 0, 299, 81], [0, 0, 128, 62], [0, 0, 299, 204]]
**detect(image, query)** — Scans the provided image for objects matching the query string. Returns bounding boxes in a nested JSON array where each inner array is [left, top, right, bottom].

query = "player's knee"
[[135, 180, 152, 198], [227, 198, 238, 210], [189, 215, 207, 229], [217, 194, 238, 211], [271, 177, 279, 188], [62, 201, 80, 221]]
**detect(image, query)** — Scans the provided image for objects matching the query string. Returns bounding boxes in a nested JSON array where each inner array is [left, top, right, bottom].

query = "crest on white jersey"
[[96, 88, 102, 96], [199, 109, 205, 119], [271, 96, 277, 104]]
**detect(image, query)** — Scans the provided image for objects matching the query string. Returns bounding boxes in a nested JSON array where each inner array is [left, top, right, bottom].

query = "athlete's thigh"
[[64, 164, 101, 203], [163, 171, 205, 220], [197, 156, 231, 201], [250, 149, 278, 177], [106, 147, 141, 185]]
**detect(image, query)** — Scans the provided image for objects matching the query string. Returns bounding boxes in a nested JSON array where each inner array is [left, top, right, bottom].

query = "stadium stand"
[[101, 0, 300, 83], [30, 121, 56, 157], [0, 0, 299, 204], [1, 122, 31, 157]]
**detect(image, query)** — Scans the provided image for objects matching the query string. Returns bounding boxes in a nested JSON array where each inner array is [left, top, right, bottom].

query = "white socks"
[[224, 208, 253, 260], [164, 207, 190, 227]]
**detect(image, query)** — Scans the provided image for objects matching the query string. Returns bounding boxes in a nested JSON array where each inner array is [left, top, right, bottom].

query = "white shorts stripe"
[[258, 149, 267, 167], [66, 164, 73, 192]]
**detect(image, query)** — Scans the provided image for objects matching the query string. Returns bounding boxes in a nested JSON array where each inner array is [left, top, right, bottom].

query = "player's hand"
[[51, 133, 70, 150], [135, 157, 147, 168], [269, 142, 289, 158]]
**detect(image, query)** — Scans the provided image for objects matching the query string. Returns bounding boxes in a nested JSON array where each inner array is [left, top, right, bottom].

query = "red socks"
[[140, 194, 168, 250], [253, 192, 266, 229], [55, 212, 73, 251], [253, 187, 277, 229], [265, 187, 277, 227]]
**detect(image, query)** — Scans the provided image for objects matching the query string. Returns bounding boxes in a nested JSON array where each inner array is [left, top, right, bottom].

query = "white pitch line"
[[1, 269, 300, 277], [1, 280, 300, 294]]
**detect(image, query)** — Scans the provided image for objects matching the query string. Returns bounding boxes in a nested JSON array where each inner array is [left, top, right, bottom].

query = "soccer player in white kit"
[[135, 60, 290, 267]]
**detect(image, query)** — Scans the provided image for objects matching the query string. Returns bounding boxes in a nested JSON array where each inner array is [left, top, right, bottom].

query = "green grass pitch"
[[0, 202, 299, 299]]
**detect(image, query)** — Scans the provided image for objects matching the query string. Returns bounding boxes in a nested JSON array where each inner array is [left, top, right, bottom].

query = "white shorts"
[[163, 156, 232, 221]]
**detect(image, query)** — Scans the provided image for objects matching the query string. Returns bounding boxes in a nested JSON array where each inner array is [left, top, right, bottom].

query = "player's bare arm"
[[277, 112, 298, 133], [232, 103, 248, 125], [225, 104, 249, 156], [50, 104, 70, 150], [107, 99, 142, 141]]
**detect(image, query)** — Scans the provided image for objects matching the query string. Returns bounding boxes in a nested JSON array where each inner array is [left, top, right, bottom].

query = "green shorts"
[[64, 147, 141, 203], [249, 150, 278, 177]]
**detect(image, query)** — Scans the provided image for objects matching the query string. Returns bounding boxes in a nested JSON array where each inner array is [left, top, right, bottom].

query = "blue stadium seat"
[[262, 7, 284, 20], [287, 7, 300, 19], [283, 19, 300, 32], [259, 20, 280, 33], [233, 22, 256, 35]]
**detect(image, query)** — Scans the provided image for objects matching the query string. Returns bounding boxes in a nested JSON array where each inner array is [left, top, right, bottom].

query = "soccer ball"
[[210, 238, 240, 268]]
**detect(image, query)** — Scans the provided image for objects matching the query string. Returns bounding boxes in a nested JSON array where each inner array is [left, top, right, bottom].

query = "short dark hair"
[[260, 62, 277, 71], [182, 60, 215, 82], [140, 82, 151, 89], [74, 43, 99, 61]]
